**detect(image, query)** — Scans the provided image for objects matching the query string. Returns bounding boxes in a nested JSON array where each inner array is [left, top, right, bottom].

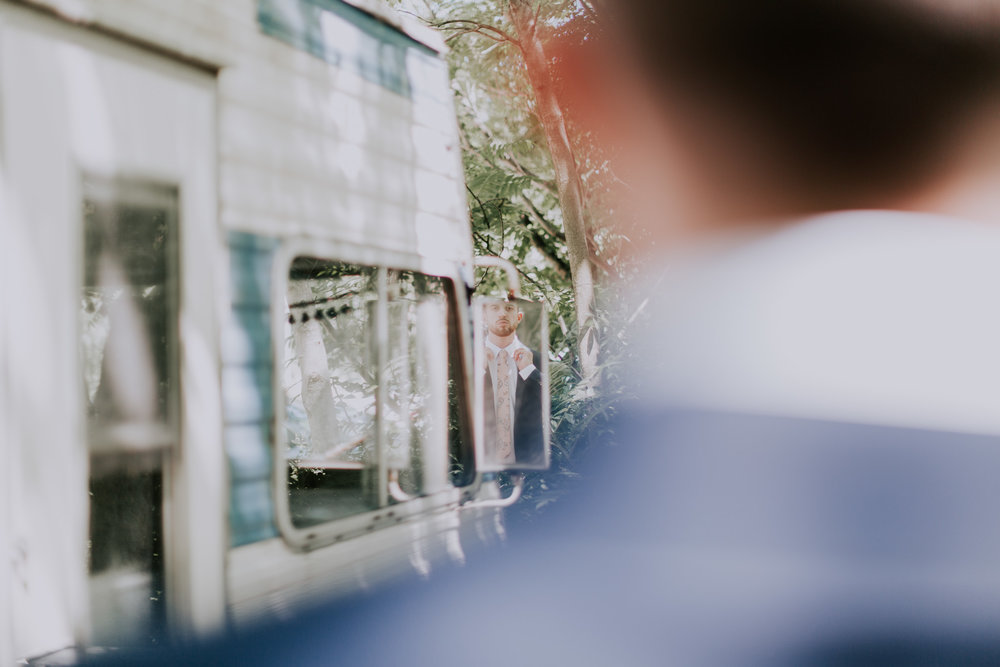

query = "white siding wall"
[[24, 0, 473, 265], [5, 0, 477, 646]]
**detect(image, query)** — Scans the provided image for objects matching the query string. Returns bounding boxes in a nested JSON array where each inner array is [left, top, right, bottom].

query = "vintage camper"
[[0, 0, 548, 662]]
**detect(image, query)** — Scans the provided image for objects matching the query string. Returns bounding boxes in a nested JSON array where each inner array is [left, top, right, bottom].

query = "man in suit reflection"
[[482, 299, 543, 467]]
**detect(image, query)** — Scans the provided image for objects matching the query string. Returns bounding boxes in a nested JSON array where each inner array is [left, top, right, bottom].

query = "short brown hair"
[[609, 0, 1000, 207]]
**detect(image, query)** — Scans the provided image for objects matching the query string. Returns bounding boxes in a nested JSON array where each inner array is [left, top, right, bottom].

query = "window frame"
[[79, 174, 182, 645], [271, 238, 474, 551]]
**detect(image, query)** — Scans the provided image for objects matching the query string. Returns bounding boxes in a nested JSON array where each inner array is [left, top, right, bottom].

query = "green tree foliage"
[[394, 0, 640, 513]]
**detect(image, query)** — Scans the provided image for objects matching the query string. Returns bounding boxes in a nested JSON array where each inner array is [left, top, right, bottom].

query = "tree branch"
[[461, 126, 559, 198], [472, 230, 494, 256], [497, 153, 557, 197], [513, 264, 560, 313], [519, 193, 565, 242], [431, 19, 519, 45], [516, 213, 571, 279], [466, 185, 495, 254]]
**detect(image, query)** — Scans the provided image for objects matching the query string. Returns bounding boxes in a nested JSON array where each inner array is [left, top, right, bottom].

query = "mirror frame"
[[471, 257, 551, 473]]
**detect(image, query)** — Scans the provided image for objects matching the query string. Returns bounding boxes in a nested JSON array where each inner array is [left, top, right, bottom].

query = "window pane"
[[384, 270, 449, 497], [81, 177, 178, 646], [284, 260, 378, 527], [282, 259, 452, 529], [82, 180, 177, 454]]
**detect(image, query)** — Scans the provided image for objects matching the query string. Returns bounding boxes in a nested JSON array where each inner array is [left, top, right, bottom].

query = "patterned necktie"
[[495, 349, 514, 463]]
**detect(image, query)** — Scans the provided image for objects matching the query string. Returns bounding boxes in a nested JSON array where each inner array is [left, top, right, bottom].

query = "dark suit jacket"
[[484, 348, 544, 466]]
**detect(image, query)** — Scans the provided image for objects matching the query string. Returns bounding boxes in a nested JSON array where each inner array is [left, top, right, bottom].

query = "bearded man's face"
[[485, 301, 520, 337]]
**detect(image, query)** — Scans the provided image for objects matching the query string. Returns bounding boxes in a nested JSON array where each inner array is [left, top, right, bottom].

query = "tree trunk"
[[506, 0, 598, 387]]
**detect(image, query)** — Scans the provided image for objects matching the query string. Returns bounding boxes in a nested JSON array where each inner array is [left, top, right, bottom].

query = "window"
[[82, 179, 178, 455], [279, 257, 465, 534], [81, 177, 178, 645]]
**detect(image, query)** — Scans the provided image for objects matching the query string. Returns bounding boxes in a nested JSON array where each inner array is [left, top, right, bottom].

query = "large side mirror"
[[472, 260, 550, 472]]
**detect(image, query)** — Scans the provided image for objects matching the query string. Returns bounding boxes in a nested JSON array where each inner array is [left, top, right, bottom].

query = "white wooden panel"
[[218, 105, 421, 196], [219, 58, 460, 167], [2, 1, 475, 650], [0, 183, 11, 667], [24, 0, 248, 66], [226, 500, 494, 627], [217, 97, 468, 259], [219, 158, 431, 249], [20, 0, 472, 264], [1, 6, 224, 655], [2, 19, 89, 658]]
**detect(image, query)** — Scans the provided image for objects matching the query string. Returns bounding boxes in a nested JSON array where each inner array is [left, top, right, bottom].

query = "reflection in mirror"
[[282, 259, 451, 529], [478, 297, 549, 470]]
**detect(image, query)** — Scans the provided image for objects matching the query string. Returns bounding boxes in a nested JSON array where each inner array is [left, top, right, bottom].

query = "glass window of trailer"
[[279, 257, 470, 533]]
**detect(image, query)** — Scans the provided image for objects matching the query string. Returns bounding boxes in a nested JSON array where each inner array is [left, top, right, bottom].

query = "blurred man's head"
[[573, 0, 1000, 241], [484, 300, 522, 342]]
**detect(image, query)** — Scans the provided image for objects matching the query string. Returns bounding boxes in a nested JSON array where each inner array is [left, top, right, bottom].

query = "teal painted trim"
[[221, 307, 271, 366], [229, 475, 278, 546], [229, 230, 280, 252], [226, 232, 279, 546], [257, 0, 437, 98], [222, 365, 274, 424]]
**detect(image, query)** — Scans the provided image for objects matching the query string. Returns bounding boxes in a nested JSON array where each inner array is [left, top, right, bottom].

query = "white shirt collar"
[[486, 336, 528, 355]]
